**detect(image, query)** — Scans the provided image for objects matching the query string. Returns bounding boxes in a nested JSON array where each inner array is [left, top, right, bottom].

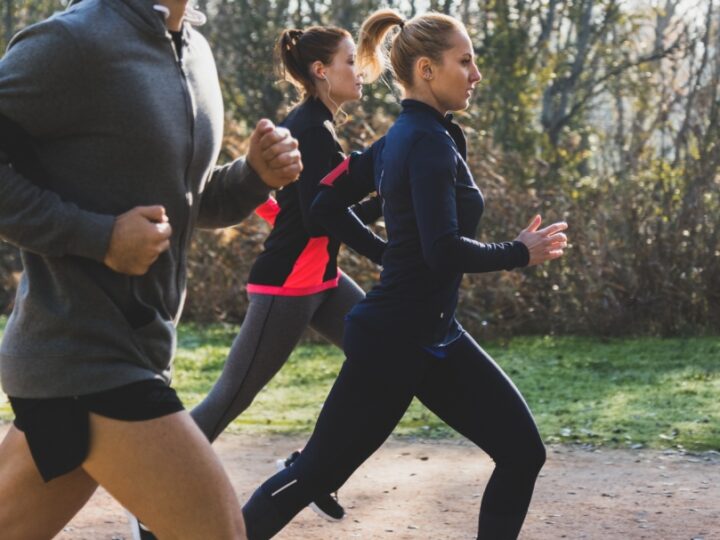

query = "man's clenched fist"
[[247, 119, 303, 189], [104, 205, 172, 275]]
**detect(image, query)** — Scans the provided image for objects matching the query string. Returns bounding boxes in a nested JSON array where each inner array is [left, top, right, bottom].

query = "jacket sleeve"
[[254, 196, 280, 226], [408, 133, 529, 273], [310, 142, 386, 265], [350, 195, 382, 225], [0, 20, 114, 262], [196, 157, 271, 229], [294, 126, 339, 236]]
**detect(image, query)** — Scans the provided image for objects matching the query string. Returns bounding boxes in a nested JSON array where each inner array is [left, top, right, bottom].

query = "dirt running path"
[[14, 429, 718, 539]]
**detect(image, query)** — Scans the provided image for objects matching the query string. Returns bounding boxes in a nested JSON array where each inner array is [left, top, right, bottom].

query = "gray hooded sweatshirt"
[[0, 0, 270, 397]]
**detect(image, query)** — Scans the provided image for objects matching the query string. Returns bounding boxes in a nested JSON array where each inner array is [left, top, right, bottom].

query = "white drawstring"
[[152, 4, 170, 19], [152, 4, 207, 26], [183, 5, 207, 26]]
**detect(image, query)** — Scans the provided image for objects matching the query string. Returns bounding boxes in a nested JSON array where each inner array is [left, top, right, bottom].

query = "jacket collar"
[[303, 96, 334, 123], [400, 99, 466, 159], [400, 99, 454, 128]]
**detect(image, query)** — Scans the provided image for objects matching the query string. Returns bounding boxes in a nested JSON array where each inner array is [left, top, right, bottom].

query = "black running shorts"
[[9, 379, 184, 482]]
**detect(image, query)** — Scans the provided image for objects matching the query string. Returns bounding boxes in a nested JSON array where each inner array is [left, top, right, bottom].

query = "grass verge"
[[1, 318, 717, 450]]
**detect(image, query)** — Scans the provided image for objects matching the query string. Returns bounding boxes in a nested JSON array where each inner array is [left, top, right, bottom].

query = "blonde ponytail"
[[357, 9, 405, 84], [358, 9, 465, 89]]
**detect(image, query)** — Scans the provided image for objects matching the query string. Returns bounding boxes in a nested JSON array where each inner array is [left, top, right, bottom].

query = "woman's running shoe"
[[276, 450, 346, 521]]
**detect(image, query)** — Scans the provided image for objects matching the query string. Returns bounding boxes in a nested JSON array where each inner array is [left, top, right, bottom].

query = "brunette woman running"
[[190, 25, 385, 522]]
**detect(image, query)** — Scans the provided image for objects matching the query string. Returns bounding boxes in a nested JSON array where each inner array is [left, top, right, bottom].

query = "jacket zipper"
[[172, 31, 195, 319]]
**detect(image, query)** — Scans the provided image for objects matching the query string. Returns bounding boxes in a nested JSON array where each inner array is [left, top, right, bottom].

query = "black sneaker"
[[276, 450, 346, 521], [126, 511, 158, 540]]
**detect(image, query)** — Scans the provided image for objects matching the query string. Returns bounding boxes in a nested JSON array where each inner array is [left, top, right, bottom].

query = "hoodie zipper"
[[170, 30, 195, 319]]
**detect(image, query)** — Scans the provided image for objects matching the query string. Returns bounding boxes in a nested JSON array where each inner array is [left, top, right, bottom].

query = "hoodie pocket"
[[131, 311, 176, 372]]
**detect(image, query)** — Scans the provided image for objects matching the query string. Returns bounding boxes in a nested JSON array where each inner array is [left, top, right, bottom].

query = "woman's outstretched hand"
[[515, 215, 568, 266]]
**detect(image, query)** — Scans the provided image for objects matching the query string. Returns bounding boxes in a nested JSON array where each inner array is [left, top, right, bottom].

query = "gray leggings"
[[191, 274, 365, 441]]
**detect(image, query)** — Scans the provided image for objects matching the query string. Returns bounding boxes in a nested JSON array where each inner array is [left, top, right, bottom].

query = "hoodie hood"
[[67, 0, 167, 36], [67, 0, 206, 32]]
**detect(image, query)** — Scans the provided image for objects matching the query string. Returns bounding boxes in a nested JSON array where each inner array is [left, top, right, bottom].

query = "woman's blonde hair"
[[357, 9, 465, 87]]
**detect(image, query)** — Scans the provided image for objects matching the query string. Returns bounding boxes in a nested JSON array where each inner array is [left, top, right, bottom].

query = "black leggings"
[[243, 322, 546, 539]]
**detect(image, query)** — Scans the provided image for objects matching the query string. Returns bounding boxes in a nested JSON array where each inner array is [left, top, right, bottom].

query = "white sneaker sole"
[[274, 458, 345, 522], [309, 501, 344, 522], [125, 510, 156, 540], [125, 510, 142, 540]]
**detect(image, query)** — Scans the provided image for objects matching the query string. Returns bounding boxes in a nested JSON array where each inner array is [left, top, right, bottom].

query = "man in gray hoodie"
[[0, 0, 301, 537]]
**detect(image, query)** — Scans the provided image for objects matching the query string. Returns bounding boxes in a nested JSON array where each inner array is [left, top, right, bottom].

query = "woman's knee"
[[513, 428, 546, 474], [492, 432, 546, 479], [527, 438, 546, 474], [519, 440, 546, 479]]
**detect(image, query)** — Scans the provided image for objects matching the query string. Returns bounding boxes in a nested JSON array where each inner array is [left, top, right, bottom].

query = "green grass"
[[1, 318, 718, 451]]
